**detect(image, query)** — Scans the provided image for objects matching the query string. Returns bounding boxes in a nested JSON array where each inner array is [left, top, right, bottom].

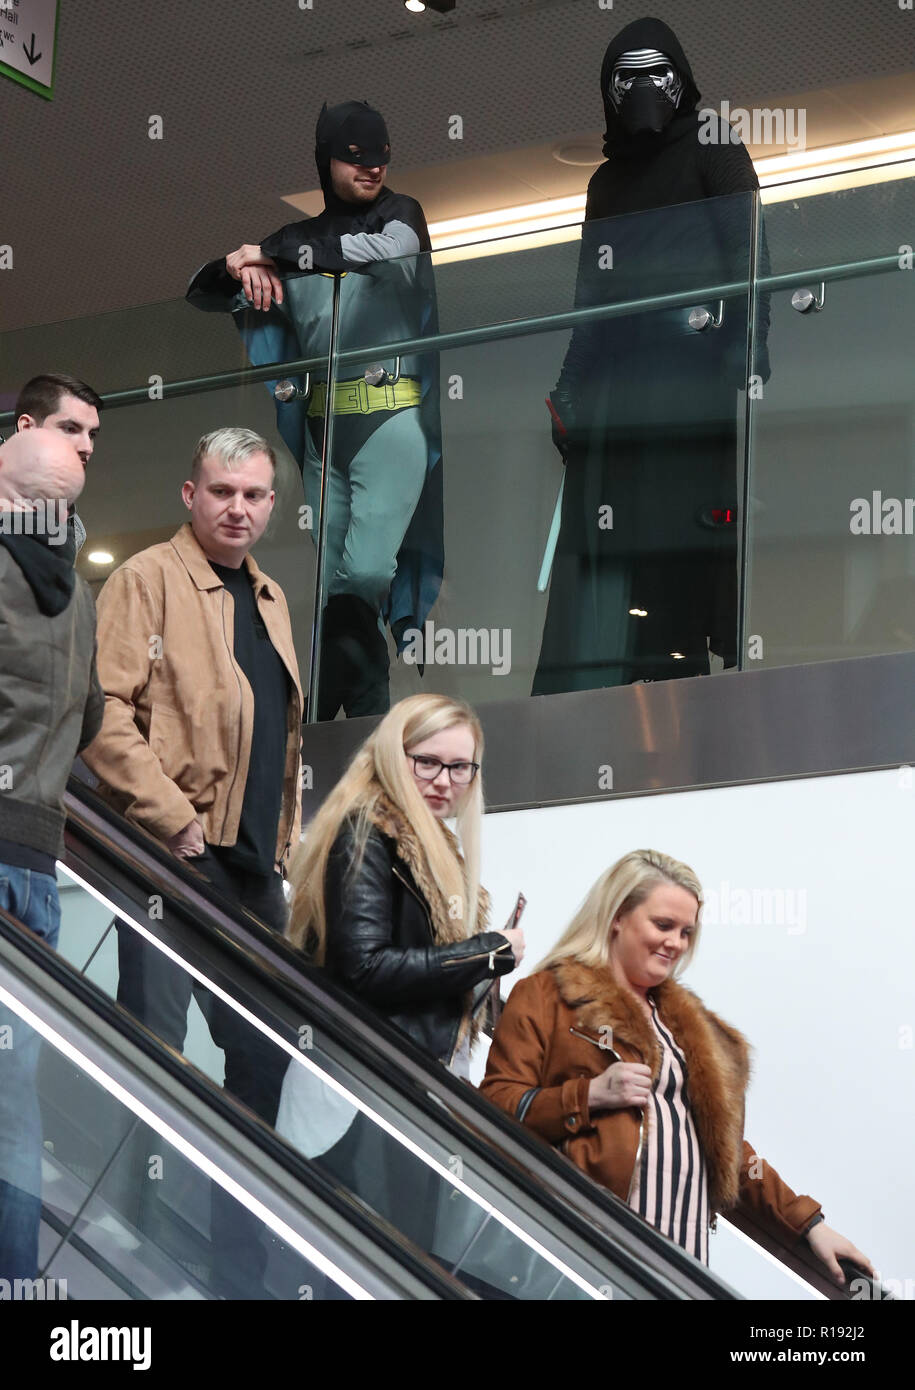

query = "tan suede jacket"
[[82, 524, 303, 869], [481, 961, 821, 1247]]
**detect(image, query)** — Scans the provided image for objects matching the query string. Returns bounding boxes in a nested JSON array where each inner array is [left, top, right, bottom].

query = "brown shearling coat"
[[481, 960, 821, 1246]]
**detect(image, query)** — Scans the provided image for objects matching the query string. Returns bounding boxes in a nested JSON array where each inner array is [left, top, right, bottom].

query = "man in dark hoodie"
[[0, 428, 104, 1280], [533, 17, 769, 694], [187, 100, 443, 721]]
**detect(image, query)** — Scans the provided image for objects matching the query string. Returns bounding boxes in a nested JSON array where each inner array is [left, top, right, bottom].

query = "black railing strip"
[[0, 252, 902, 425]]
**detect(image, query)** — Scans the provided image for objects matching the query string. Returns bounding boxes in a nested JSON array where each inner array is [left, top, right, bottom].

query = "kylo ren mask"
[[610, 49, 683, 136]]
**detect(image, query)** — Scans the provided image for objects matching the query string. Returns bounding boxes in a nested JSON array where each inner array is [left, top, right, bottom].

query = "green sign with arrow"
[[0, 0, 60, 100]]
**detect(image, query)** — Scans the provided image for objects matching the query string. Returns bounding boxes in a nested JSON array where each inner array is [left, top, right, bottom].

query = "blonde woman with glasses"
[[278, 694, 524, 1263], [287, 692, 524, 1067]]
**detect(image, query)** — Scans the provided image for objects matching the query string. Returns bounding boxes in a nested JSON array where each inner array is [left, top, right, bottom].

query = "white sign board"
[[0, 0, 59, 96]]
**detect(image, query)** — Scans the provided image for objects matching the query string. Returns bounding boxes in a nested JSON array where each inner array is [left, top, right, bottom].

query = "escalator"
[[0, 908, 471, 1301], [0, 778, 867, 1301]]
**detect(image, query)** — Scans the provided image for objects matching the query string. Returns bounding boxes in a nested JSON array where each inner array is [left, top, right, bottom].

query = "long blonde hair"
[[537, 849, 704, 978], [287, 693, 485, 963]]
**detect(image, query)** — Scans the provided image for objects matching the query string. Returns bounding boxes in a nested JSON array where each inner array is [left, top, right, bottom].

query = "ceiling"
[[1, 0, 914, 347]]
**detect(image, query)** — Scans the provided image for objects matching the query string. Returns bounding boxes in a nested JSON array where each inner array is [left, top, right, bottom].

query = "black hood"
[[314, 100, 391, 216], [0, 527, 76, 616], [600, 17, 701, 157]]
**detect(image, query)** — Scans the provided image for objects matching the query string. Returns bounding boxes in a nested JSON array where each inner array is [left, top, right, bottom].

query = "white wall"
[[475, 767, 914, 1299]]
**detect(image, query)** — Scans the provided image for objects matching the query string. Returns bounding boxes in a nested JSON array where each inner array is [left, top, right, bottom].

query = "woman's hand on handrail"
[[806, 1222, 876, 1286]]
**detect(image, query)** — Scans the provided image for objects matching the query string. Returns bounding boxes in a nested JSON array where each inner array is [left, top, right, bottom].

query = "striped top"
[[627, 999, 711, 1263]]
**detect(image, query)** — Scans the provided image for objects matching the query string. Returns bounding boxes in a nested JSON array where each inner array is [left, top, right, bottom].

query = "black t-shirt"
[[210, 562, 290, 874]]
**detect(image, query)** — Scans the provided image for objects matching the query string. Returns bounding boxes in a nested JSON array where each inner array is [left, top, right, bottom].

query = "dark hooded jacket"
[[0, 528, 104, 863], [558, 16, 768, 392], [593, 16, 759, 219], [533, 19, 767, 694]]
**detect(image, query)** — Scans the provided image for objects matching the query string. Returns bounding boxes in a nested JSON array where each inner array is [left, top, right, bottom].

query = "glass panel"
[[744, 172, 915, 667], [2, 294, 272, 401], [319, 193, 754, 717], [711, 1220, 821, 1301], [55, 864, 227, 1090], [1, 986, 343, 1300]]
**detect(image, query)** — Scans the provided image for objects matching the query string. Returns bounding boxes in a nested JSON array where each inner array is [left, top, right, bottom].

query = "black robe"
[[533, 18, 769, 694]]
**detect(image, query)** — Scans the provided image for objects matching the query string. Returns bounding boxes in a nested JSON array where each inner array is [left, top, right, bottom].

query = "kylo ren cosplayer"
[[533, 18, 769, 694], [187, 101, 443, 720]]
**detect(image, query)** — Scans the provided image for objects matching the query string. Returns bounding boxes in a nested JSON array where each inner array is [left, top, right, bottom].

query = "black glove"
[[546, 386, 578, 462]]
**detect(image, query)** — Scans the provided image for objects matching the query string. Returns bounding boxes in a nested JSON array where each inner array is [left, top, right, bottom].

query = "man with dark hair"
[[0, 429, 104, 1281], [13, 373, 103, 563], [187, 100, 443, 720]]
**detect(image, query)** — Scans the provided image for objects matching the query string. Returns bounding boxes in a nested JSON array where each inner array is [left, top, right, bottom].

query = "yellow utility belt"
[[307, 377, 421, 417]]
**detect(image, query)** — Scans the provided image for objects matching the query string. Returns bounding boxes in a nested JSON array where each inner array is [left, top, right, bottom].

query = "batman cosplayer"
[[187, 101, 442, 719], [533, 17, 769, 695]]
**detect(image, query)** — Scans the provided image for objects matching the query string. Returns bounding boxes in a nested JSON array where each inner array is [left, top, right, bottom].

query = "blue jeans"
[[0, 865, 61, 1279]]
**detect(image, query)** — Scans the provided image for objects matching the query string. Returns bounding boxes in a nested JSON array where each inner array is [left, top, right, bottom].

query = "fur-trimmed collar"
[[553, 959, 752, 1209], [365, 790, 491, 944]]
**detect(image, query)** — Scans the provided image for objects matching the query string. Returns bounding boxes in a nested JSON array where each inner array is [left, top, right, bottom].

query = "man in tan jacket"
[[83, 426, 303, 1124], [83, 426, 303, 1297]]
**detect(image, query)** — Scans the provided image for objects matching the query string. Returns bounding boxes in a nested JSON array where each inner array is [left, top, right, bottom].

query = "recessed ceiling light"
[[629, 607, 648, 618], [552, 141, 603, 167], [87, 550, 114, 566], [404, 0, 425, 11], [670, 651, 686, 660]]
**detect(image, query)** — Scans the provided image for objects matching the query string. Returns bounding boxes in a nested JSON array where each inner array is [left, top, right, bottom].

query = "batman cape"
[[533, 17, 769, 695]]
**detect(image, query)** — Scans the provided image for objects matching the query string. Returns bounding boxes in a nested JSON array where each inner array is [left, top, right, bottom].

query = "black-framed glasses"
[[407, 754, 480, 786]]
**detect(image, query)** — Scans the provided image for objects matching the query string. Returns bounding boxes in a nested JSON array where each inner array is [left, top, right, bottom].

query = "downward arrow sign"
[[23, 33, 42, 65]]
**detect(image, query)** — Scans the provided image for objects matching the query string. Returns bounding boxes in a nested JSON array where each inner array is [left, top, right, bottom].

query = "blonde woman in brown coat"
[[481, 849, 873, 1286]]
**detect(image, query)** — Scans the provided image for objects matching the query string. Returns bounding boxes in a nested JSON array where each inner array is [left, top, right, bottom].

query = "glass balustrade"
[[2, 172, 912, 720], [745, 171, 915, 667]]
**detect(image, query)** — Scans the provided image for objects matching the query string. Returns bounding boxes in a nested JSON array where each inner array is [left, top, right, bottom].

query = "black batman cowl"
[[314, 100, 391, 216], [600, 16, 701, 160]]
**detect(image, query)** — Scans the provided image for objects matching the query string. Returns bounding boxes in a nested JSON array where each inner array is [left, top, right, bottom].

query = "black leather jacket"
[[325, 823, 515, 1065]]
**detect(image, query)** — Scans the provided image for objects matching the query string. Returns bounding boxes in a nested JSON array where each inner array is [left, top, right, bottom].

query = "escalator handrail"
[[63, 779, 737, 1300], [0, 902, 480, 1301], [63, 778, 858, 1301]]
